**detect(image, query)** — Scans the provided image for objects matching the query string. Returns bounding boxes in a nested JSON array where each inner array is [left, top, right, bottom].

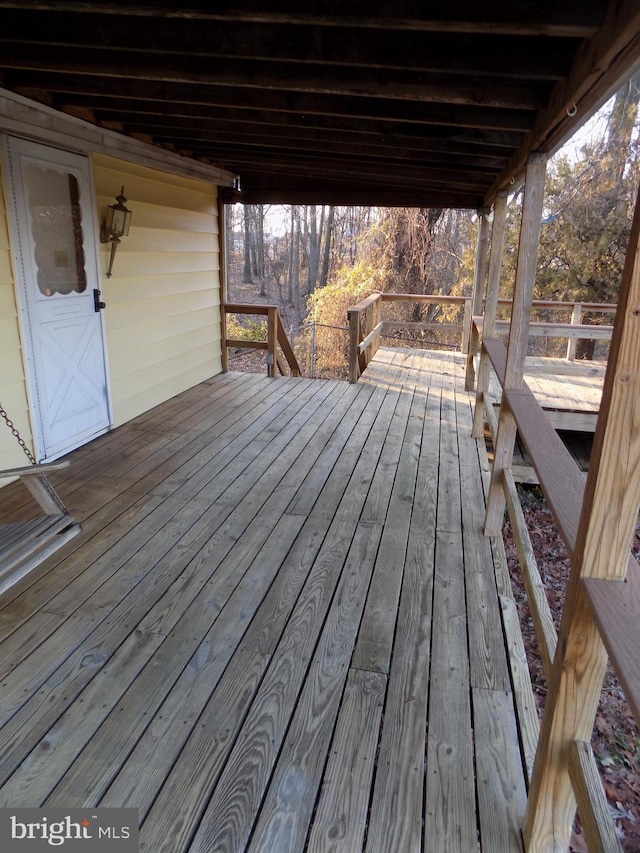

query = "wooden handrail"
[[494, 319, 614, 340], [480, 327, 639, 849], [496, 298, 617, 313], [381, 292, 468, 305], [223, 303, 301, 378]]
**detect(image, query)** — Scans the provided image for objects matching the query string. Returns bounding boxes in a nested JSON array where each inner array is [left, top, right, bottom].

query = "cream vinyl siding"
[[92, 154, 222, 426], [0, 159, 35, 470]]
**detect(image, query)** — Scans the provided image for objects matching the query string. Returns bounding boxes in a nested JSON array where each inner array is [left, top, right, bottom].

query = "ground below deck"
[[0, 350, 528, 852]]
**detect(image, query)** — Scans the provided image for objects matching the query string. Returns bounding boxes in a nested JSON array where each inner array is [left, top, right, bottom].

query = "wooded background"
[[226, 72, 640, 378]]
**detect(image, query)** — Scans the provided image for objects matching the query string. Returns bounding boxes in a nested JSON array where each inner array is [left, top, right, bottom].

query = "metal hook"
[[567, 103, 578, 117]]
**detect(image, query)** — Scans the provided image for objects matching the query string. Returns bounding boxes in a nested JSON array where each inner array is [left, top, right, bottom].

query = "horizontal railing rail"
[[223, 303, 301, 378]]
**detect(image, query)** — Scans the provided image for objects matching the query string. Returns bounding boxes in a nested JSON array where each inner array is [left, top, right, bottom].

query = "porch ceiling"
[[1, 1, 639, 207]]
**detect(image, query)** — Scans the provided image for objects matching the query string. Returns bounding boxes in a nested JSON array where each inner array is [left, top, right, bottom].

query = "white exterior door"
[[4, 136, 111, 460]]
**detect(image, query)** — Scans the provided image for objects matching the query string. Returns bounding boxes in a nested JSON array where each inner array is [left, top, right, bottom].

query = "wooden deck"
[[0, 356, 530, 852], [366, 346, 605, 431]]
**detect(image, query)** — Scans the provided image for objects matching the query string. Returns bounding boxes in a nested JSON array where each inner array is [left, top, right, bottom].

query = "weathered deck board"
[[0, 359, 528, 852], [364, 386, 440, 853]]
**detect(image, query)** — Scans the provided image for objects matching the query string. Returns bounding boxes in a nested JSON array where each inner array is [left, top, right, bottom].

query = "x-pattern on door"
[[5, 136, 111, 460]]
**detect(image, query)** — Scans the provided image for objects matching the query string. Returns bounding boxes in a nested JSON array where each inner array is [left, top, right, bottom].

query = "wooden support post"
[[524, 188, 640, 852], [472, 192, 508, 437], [348, 308, 361, 383], [267, 306, 277, 378], [465, 210, 490, 389], [566, 303, 582, 361], [217, 195, 229, 372], [484, 154, 547, 535]]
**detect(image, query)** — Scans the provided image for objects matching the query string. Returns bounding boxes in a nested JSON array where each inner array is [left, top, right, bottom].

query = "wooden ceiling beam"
[[0, 54, 534, 132], [90, 111, 511, 168], [187, 149, 492, 190], [220, 186, 482, 209], [142, 133, 501, 179], [0, 48, 547, 115], [0, 1, 605, 38], [7, 76, 526, 149], [0, 11, 575, 81]]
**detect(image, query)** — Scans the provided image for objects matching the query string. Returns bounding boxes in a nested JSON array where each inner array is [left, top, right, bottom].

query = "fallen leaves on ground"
[[503, 485, 640, 852]]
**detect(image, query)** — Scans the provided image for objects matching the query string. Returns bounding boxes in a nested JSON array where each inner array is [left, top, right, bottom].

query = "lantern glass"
[[106, 203, 131, 238]]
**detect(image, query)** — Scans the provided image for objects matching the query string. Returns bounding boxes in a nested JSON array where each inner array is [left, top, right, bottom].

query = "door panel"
[[5, 137, 110, 460]]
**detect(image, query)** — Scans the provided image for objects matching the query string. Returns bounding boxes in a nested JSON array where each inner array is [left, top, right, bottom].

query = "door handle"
[[93, 289, 106, 312]]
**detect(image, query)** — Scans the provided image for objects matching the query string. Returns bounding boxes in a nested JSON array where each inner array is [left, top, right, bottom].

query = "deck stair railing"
[[223, 303, 301, 378], [347, 292, 472, 383], [472, 181, 640, 852]]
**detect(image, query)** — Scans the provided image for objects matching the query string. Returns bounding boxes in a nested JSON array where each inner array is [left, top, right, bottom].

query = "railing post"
[[473, 192, 508, 437], [524, 187, 640, 852], [566, 302, 582, 361], [365, 301, 374, 367], [267, 306, 277, 378], [372, 294, 382, 361], [484, 154, 548, 535], [465, 209, 491, 388], [461, 298, 472, 353], [348, 308, 361, 383]]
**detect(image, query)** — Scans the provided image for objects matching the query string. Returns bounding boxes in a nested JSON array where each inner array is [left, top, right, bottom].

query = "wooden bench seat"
[[0, 461, 81, 594]]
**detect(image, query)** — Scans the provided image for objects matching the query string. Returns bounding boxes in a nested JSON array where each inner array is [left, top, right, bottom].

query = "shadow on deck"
[[0, 352, 530, 852]]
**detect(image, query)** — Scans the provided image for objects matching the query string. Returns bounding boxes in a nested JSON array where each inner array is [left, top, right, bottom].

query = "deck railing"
[[347, 292, 471, 383], [493, 298, 616, 361], [223, 304, 302, 378], [476, 331, 635, 852], [349, 293, 616, 385]]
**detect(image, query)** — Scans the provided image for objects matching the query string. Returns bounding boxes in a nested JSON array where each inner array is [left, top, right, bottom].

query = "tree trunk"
[[287, 206, 294, 304], [319, 206, 334, 288], [308, 205, 319, 294], [242, 205, 253, 284], [293, 206, 301, 321]]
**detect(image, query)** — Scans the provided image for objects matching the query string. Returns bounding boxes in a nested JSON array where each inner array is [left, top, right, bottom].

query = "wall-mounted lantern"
[[100, 186, 132, 278]]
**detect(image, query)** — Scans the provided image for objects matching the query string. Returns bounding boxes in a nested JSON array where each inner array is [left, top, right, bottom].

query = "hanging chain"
[[0, 402, 70, 515], [0, 402, 37, 464]]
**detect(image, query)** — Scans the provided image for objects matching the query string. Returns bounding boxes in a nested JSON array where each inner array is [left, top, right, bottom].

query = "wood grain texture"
[[583, 564, 640, 725], [456, 394, 511, 692], [364, 388, 440, 853], [569, 740, 623, 853], [525, 188, 640, 851], [485, 156, 546, 534], [352, 389, 424, 672], [503, 468, 558, 677], [245, 524, 384, 852], [424, 523, 476, 853], [473, 688, 527, 853], [306, 668, 386, 852], [0, 363, 529, 852]]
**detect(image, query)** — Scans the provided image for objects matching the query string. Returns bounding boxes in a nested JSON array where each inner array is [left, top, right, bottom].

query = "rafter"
[[0, 1, 606, 37]]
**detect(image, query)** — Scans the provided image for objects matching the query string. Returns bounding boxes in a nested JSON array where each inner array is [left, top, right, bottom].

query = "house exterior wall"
[[0, 156, 33, 471], [0, 147, 223, 471], [93, 154, 222, 426]]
